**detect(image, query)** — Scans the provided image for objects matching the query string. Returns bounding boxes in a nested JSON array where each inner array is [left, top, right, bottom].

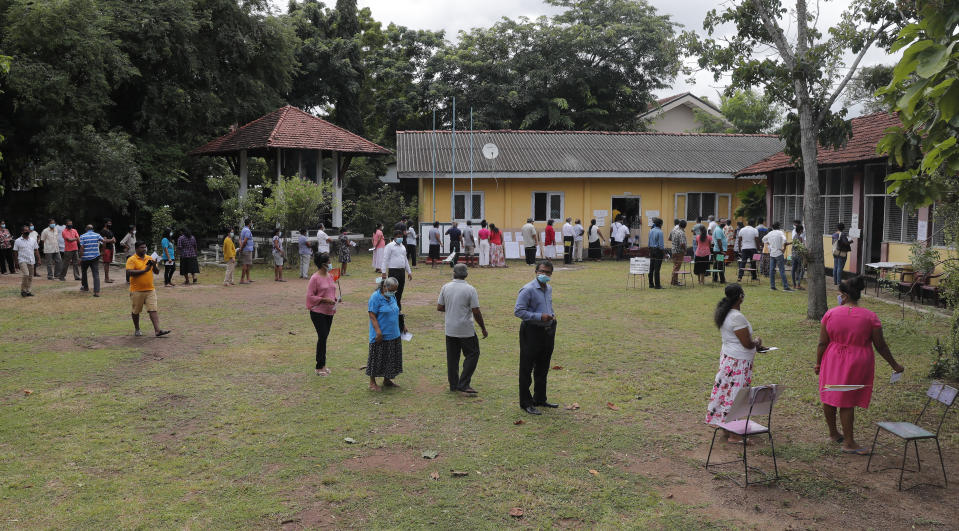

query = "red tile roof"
[[190, 105, 391, 156], [656, 93, 688, 106], [737, 112, 901, 175]]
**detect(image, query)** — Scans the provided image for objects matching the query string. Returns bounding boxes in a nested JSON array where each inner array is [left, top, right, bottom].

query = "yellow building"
[[396, 130, 782, 248]]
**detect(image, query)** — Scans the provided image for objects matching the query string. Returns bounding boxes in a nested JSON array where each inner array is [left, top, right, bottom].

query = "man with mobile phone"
[[126, 241, 171, 337]]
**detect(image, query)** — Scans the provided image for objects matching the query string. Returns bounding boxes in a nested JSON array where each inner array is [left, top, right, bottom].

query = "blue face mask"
[[394, 238, 403, 244], [385, 291, 395, 300], [837, 294, 844, 306], [325, 264, 332, 270], [537, 274, 551, 284]]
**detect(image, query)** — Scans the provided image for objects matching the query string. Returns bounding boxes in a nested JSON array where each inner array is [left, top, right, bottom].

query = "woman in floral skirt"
[[705, 283, 763, 442]]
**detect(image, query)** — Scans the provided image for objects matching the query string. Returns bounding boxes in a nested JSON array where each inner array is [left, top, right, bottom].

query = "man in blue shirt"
[[239, 218, 254, 284], [647, 218, 665, 289], [514, 260, 557, 415], [712, 221, 728, 284], [78, 224, 104, 296]]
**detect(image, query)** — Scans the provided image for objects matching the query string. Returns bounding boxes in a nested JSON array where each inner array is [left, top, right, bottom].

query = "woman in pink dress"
[[816, 276, 903, 454], [489, 224, 506, 267], [372, 223, 386, 272], [477, 220, 491, 267], [306, 252, 338, 376]]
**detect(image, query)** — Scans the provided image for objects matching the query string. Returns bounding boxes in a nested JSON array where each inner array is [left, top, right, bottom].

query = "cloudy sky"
[[273, 0, 900, 114]]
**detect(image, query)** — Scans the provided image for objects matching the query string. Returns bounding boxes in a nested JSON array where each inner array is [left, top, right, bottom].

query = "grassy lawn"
[[1, 256, 956, 529]]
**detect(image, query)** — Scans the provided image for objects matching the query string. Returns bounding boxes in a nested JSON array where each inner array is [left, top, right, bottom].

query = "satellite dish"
[[482, 143, 499, 160]]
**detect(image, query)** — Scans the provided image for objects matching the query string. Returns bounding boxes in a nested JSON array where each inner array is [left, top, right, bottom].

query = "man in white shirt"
[[737, 219, 760, 281], [382, 229, 413, 323], [316, 223, 331, 254], [39, 219, 62, 280], [762, 221, 792, 291], [707, 215, 717, 234], [13, 225, 40, 297], [561, 217, 575, 264], [521, 218, 538, 265], [609, 215, 627, 261], [437, 263, 488, 394], [573, 219, 584, 262], [462, 220, 475, 267]]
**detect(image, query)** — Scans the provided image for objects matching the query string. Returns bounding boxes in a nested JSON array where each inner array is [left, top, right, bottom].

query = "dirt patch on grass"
[[340, 448, 440, 474], [280, 506, 339, 529]]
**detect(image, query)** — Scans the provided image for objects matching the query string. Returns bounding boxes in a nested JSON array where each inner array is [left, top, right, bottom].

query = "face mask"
[[837, 295, 844, 306], [229, 232, 234, 238], [67, 224, 73, 229], [22, 232, 29, 238], [384, 291, 395, 300], [1, 224, 4, 228], [49, 224, 55, 229], [169, 231, 173, 236], [537, 274, 551, 284], [131, 230, 136, 235], [29, 225, 34, 231], [394, 238, 403, 244], [325, 264, 332, 271]]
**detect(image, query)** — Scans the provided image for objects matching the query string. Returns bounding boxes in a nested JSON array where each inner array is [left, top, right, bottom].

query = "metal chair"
[[738, 253, 761, 284], [674, 255, 694, 287], [867, 382, 957, 490], [706, 253, 726, 282], [705, 385, 781, 486]]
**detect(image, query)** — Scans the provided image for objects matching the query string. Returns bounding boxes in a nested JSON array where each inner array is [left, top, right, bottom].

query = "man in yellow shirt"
[[126, 241, 171, 337], [223, 227, 237, 286]]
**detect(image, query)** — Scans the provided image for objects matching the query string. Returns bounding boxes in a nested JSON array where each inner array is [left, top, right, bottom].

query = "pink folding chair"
[[705, 384, 781, 486]]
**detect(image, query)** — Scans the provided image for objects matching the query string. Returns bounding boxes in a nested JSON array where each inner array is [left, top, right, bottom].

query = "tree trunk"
[[796, 95, 828, 320]]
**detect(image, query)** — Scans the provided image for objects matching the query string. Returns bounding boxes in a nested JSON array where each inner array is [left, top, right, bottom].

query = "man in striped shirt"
[[78, 224, 104, 297]]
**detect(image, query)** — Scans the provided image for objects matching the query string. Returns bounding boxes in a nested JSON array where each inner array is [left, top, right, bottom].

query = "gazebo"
[[190, 105, 391, 228]]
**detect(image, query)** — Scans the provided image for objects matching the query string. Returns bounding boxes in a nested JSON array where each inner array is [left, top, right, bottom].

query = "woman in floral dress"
[[338, 229, 352, 276], [705, 283, 763, 442]]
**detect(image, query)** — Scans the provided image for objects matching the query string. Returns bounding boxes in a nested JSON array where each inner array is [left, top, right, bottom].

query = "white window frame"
[[863, 164, 918, 244], [531, 191, 564, 222], [771, 170, 804, 230], [820, 167, 854, 236], [675, 192, 719, 221], [451, 191, 485, 222]]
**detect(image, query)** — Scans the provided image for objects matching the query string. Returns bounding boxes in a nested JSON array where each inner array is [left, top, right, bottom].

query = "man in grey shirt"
[[462, 220, 475, 267], [437, 263, 488, 394], [521, 218, 538, 265]]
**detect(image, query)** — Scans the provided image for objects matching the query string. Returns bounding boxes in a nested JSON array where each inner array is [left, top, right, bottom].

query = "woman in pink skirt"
[[816, 276, 903, 455]]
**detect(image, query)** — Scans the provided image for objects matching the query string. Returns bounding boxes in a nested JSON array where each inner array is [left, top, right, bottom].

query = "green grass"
[[0, 257, 954, 529]]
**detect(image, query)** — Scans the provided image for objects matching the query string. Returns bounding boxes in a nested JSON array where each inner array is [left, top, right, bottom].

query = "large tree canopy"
[[428, 0, 682, 130]]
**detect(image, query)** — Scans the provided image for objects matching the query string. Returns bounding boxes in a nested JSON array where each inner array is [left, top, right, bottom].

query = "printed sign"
[[629, 257, 651, 275], [593, 209, 609, 218], [917, 220, 928, 241], [850, 213, 859, 229]]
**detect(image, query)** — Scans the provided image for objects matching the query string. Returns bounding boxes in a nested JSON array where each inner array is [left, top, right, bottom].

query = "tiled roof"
[[656, 93, 688, 106], [190, 105, 391, 156], [737, 112, 901, 175], [396, 130, 783, 175]]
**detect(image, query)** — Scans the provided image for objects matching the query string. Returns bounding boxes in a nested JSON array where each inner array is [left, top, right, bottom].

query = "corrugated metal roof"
[[190, 106, 391, 156], [396, 130, 783, 175]]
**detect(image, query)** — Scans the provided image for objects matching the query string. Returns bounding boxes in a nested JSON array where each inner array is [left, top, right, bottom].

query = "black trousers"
[[613, 240, 625, 260], [563, 236, 573, 264], [446, 334, 480, 391], [519, 321, 556, 408], [649, 248, 664, 288], [388, 267, 407, 330], [0, 248, 14, 273], [164, 264, 176, 285], [448, 242, 460, 268], [524, 246, 537, 265], [80, 259, 100, 293], [310, 311, 334, 369], [738, 250, 758, 280], [712, 253, 726, 283], [405, 243, 417, 266]]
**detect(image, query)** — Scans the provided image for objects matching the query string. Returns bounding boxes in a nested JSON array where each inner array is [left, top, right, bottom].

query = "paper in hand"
[[757, 346, 779, 353], [150, 252, 160, 262], [890, 371, 903, 384], [400, 332, 413, 342]]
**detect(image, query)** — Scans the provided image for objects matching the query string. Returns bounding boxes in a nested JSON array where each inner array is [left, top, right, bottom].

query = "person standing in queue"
[[78, 224, 104, 297], [160, 228, 176, 287], [428, 221, 442, 268], [126, 241, 171, 337], [438, 263, 488, 394], [521, 218, 538, 265], [648, 218, 665, 289], [100, 218, 117, 283], [367, 277, 406, 391], [40, 219, 61, 280], [13, 225, 40, 297], [382, 229, 413, 330], [562, 217, 574, 264], [298, 227, 313, 279], [406, 224, 418, 268], [223, 227, 237, 286], [307, 252, 338, 376], [462, 220, 475, 267], [239, 219, 255, 284], [514, 260, 558, 415], [59, 219, 81, 281], [445, 221, 462, 267]]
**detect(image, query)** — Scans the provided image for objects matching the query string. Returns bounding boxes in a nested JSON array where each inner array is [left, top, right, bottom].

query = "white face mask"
[[131, 230, 136, 235], [229, 232, 234, 238]]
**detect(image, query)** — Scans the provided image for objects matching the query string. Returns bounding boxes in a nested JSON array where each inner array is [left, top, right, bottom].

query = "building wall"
[[416, 176, 755, 243], [647, 105, 700, 133]]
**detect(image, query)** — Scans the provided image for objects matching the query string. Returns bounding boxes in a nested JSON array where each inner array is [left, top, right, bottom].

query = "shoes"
[[26, 292, 34, 297], [535, 401, 559, 408], [134, 330, 143, 337], [523, 406, 542, 415], [770, 287, 777, 290], [784, 287, 794, 292], [93, 293, 100, 297], [155, 330, 171, 337], [20, 291, 29, 297], [460, 387, 478, 394]]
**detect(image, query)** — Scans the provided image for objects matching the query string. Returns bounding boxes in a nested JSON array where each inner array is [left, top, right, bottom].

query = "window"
[[883, 199, 920, 243], [770, 170, 804, 229], [683, 192, 716, 220], [820, 167, 854, 235], [532, 192, 563, 222], [452, 192, 484, 221], [930, 204, 949, 247]]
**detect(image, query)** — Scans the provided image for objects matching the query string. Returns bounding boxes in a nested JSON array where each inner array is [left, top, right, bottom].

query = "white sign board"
[[596, 217, 605, 227], [849, 228, 861, 239], [504, 241, 521, 259], [593, 209, 609, 218], [645, 210, 659, 227], [502, 231, 512, 242], [917, 220, 928, 241], [630, 257, 651, 274], [850, 213, 860, 230]]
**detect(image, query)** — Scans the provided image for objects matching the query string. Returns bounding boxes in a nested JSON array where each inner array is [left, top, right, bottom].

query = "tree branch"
[[817, 20, 894, 126], [751, 0, 796, 69]]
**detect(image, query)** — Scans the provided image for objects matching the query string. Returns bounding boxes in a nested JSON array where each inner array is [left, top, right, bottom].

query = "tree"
[[259, 176, 335, 233], [734, 183, 768, 220], [428, 0, 681, 130], [695, 89, 783, 133], [688, 0, 910, 320], [844, 64, 895, 114]]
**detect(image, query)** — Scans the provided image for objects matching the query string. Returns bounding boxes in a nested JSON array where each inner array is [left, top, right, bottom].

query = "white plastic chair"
[[705, 384, 781, 486]]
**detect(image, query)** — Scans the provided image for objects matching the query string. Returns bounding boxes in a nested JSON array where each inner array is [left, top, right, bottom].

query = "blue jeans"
[[833, 255, 846, 285], [770, 255, 789, 289]]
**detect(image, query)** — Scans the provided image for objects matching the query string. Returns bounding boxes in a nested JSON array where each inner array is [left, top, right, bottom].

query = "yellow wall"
[[822, 236, 856, 272], [417, 177, 755, 241]]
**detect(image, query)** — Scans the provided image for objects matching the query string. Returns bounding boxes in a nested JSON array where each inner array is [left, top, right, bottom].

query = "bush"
[[346, 184, 418, 235]]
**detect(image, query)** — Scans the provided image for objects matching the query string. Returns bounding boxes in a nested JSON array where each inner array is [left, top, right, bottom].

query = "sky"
[[272, 0, 901, 115]]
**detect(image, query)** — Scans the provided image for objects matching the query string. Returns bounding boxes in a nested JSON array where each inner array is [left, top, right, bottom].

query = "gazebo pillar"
[[238, 149, 248, 199], [333, 152, 343, 228], [276, 148, 282, 181], [315, 150, 324, 185], [297, 150, 305, 178]]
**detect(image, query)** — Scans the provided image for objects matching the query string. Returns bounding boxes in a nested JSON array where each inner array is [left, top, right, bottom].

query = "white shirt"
[[762, 229, 788, 257], [611, 222, 628, 241], [437, 279, 480, 338], [561, 222, 574, 238], [738, 225, 759, 250], [462, 226, 475, 247], [28, 230, 38, 243], [720, 309, 756, 361], [13, 237, 38, 264], [40, 227, 59, 253], [316, 230, 330, 253], [588, 225, 600, 243], [708, 221, 718, 233], [407, 227, 417, 245], [382, 241, 411, 273], [55, 224, 66, 252], [574, 224, 584, 242]]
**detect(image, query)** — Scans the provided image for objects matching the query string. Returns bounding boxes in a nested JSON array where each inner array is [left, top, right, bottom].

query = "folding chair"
[[705, 385, 781, 486], [738, 253, 760, 284], [866, 382, 957, 490], [676, 255, 694, 287], [706, 253, 725, 282]]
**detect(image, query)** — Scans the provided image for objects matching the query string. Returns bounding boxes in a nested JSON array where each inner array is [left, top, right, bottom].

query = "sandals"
[[841, 447, 871, 455]]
